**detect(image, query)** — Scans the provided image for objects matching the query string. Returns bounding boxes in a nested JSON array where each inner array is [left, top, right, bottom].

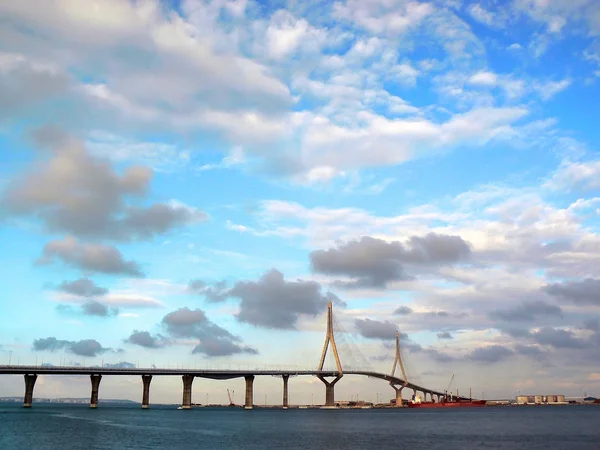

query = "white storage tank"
[[516, 396, 528, 404], [556, 395, 566, 403], [534, 395, 543, 404], [546, 395, 557, 403]]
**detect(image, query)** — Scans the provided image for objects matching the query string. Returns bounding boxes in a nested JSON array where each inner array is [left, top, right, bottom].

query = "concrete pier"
[[141, 375, 152, 409], [317, 375, 342, 407], [181, 375, 194, 409], [244, 375, 254, 409], [282, 375, 289, 409], [23, 374, 37, 408], [90, 374, 102, 408], [391, 385, 404, 407]]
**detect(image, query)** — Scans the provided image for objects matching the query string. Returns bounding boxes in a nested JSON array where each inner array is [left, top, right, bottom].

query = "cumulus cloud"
[[81, 300, 118, 317], [355, 318, 397, 340], [201, 269, 341, 329], [310, 234, 471, 287], [161, 307, 258, 357], [394, 305, 413, 315], [0, 127, 205, 240], [36, 236, 143, 276], [188, 279, 230, 302], [437, 332, 453, 340], [124, 330, 168, 349], [56, 278, 108, 297], [32, 337, 120, 357]]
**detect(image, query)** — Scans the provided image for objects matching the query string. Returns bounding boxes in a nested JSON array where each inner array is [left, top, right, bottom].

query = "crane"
[[446, 374, 455, 400], [227, 389, 235, 407]]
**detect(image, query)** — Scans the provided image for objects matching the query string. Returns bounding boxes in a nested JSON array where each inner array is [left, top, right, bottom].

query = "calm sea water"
[[1, 403, 599, 449]]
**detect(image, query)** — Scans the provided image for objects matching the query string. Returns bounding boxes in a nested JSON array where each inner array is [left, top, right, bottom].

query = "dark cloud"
[[162, 307, 257, 357], [81, 300, 118, 317], [0, 127, 204, 240], [57, 278, 108, 297], [514, 344, 545, 357], [394, 305, 413, 315], [424, 348, 455, 363], [583, 319, 599, 332], [36, 236, 143, 276], [437, 332, 453, 340], [0, 56, 70, 122], [227, 269, 341, 329], [188, 279, 230, 302], [532, 327, 590, 349], [489, 300, 563, 322], [102, 361, 136, 369], [501, 327, 533, 338], [355, 318, 397, 340], [32, 337, 119, 357], [468, 345, 514, 363], [124, 330, 168, 349], [310, 234, 470, 288], [56, 301, 118, 318], [426, 311, 451, 318], [121, 203, 206, 240], [543, 278, 600, 306]]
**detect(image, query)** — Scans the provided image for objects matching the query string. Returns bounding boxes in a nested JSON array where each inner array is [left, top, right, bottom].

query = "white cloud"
[[468, 71, 498, 86], [265, 10, 319, 59], [87, 131, 191, 172], [287, 106, 527, 178], [545, 159, 600, 191], [468, 3, 496, 26], [54, 292, 164, 309], [534, 78, 572, 100], [197, 146, 246, 172], [333, 0, 434, 36]]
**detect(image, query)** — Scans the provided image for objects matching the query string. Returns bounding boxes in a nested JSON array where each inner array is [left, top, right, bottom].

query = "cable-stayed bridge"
[[0, 303, 453, 409]]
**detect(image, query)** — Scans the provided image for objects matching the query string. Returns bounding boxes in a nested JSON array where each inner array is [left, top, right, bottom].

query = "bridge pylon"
[[390, 330, 408, 407], [317, 301, 342, 406], [318, 301, 343, 374], [390, 331, 408, 384]]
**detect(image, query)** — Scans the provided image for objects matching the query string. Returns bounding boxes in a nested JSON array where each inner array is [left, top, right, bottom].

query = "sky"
[[1, 0, 600, 405]]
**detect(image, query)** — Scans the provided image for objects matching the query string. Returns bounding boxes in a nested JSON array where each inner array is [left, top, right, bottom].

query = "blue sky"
[[1, 0, 600, 404]]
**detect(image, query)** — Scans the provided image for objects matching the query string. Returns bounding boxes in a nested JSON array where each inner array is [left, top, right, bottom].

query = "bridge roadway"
[[0, 365, 448, 408]]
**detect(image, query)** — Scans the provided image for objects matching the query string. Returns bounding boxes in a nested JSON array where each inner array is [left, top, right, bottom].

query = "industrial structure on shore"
[[516, 395, 567, 405]]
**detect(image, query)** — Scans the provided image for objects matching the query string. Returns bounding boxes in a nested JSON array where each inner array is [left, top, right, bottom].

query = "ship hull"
[[408, 400, 486, 408]]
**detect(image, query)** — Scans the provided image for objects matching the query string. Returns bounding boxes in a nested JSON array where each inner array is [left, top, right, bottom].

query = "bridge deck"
[[0, 366, 445, 396]]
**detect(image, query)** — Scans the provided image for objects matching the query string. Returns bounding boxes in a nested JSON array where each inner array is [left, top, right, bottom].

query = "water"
[[1, 403, 599, 449]]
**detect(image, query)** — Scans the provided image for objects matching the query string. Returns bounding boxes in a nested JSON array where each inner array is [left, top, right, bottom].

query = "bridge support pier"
[[317, 375, 342, 407], [141, 375, 152, 409], [90, 374, 102, 408], [181, 375, 194, 409], [282, 375, 289, 409], [390, 384, 404, 407], [245, 375, 254, 410], [23, 374, 37, 408]]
